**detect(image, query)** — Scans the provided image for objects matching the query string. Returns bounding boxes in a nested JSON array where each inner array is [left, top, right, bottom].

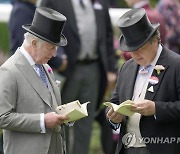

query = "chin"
[[46, 60, 50, 63]]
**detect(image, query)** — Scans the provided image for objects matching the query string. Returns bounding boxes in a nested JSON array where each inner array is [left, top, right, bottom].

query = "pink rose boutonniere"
[[48, 67, 53, 74], [154, 65, 165, 75]]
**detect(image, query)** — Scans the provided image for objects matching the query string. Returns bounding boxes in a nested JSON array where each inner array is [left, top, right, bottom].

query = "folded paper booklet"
[[56, 100, 89, 123], [103, 100, 134, 117]]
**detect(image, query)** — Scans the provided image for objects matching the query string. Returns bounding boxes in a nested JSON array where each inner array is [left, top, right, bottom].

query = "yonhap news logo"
[[122, 133, 136, 148], [122, 133, 180, 148]]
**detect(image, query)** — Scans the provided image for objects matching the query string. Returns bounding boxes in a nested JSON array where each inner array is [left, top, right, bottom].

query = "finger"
[[110, 112, 120, 119], [113, 113, 121, 121], [58, 115, 68, 121], [130, 105, 137, 110], [57, 116, 68, 125], [111, 113, 122, 123], [107, 108, 114, 117], [132, 106, 144, 112]]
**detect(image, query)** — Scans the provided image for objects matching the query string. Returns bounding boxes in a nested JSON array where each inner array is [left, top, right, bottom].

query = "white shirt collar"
[[150, 44, 162, 67], [72, 0, 88, 5], [19, 46, 36, 66]]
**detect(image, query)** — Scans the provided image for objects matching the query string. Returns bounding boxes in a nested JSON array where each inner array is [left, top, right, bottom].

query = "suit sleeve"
[[0, 68, 41, 133], [155, 100, 180, 123]]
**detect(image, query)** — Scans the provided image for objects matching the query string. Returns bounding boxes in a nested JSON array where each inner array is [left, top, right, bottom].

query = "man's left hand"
[[131, 99, 156, 116]]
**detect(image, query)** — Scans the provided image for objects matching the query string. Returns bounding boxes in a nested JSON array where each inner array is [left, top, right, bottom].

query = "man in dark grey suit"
[[40, 0, 117, 154], [0, 7, 69, 154], [106, 8, 180, 154]]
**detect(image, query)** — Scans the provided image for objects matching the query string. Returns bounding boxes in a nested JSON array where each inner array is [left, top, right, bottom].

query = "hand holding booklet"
[[56, 100, 89, 123], [103, 100, 134, 117]]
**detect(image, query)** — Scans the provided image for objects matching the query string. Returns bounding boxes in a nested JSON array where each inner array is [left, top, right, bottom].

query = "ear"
[[152, 39, 158, 48], [31, 39, 37, 49]]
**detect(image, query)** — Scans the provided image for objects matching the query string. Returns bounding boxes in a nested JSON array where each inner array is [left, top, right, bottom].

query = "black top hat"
[[22, 7, 67, 46], [117, 8, 159, 52]]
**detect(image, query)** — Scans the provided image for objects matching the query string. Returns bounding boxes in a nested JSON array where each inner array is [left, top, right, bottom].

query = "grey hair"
[[149, 30, 161, 44], [23, 32, 45, 48]]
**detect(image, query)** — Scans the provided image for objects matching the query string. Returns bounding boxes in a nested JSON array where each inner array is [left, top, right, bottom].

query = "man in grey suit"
[[40, 0, 117, 153], [0, 7, 69, 154]]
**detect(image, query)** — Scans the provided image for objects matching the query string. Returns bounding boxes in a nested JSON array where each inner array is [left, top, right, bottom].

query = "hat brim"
[[119, 23, 160, 52], [22, 24, 67, 46]]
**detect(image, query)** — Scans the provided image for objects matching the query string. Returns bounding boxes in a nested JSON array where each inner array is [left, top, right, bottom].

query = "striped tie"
[[36, 64, 48, 88]]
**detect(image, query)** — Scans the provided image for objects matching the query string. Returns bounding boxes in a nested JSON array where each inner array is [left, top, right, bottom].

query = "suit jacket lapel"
[[145, 48, 169, 100], [43, 65, 61, 107], [126, 61, 139, 100], [15, 50, 52, 107]]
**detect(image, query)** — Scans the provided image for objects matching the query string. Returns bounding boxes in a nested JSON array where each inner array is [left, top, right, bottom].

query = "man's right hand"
[[44, 112, 69, 129], [106, 108, 123, 124]]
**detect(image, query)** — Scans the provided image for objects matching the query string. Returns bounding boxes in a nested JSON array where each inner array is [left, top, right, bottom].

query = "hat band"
[[30, 26, 60, 43]]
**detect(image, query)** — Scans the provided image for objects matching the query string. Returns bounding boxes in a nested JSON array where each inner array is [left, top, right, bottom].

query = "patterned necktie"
[[79, 0, 85, 9], [36, 64, 48, 88], [139, 65, 151, 75]]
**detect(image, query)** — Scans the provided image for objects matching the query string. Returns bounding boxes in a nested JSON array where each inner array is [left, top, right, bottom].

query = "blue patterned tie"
[[79, 0, 85, 9], [36, 64, 48, 88], [139, 65, 151, 75]]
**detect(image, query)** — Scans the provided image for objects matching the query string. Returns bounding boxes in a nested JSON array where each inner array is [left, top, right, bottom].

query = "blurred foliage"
[[150, 0, 159, 7], [117, 0, 128, 8], [90, 122, 103, 154], [0, 23, 9, 53], [117, 0, 159, 8]]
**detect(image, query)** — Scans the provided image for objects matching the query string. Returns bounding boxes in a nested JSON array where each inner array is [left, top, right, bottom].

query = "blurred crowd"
[[0, 0, 180, 154]]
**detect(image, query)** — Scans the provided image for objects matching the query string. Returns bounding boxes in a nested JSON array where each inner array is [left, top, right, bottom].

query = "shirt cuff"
[[109, 119, 120, 130], [65, 121, 75, 127], [40, 113, 46, 133]]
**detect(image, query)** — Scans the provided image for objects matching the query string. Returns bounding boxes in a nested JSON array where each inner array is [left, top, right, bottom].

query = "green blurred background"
[[0, 23, 9, 53]]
